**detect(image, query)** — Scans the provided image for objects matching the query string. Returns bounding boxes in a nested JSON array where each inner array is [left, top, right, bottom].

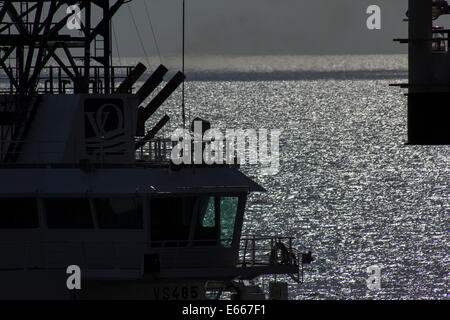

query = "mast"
[[0, 1, 128, 162], [0, 1, 126, 95]]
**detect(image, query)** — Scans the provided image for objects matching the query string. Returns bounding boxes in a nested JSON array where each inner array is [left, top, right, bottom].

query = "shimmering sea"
[[141, 54, 448, 300]]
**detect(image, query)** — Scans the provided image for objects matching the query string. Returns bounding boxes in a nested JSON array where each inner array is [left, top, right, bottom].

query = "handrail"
[[0, 138, 173, 164], [0, 137, 242, 166], [0, 237, 304, 283], [239, 235, 299, 267], [0, 65, 134, 94]]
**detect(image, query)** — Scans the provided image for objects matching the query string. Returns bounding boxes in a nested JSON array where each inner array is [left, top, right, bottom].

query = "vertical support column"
[[103, 3, 111, 94], [83, 0, 91, 93], [406, 0, 448, 144], [16, 46, 24, 94], [408, 0, 432, 93], [251, 236, 255, 266]]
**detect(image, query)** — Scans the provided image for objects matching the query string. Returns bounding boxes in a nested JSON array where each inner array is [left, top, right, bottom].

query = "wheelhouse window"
[[150, 195, 241, 247], [195, 196, 240, 247], [45, 198, 93, 229], [219, 197, 239, 247], [195, 197, 219, 246], [199, 197, 215, 227], [150, 197, 196, 244], [94, 198, 143, 229], [0, 198, 39, 229]]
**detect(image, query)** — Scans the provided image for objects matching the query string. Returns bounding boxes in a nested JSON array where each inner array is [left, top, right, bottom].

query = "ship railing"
[[0, 138, 173, 164], [136, 138, 243, 166], [0, 21, 63, 34], [0, 137, 240, 165], [0, 65, 134, 94], [239, 236, 299, 267], [432, 28, 450, 52], [147, 238, 231, 248], [135, 138, 173, 162]]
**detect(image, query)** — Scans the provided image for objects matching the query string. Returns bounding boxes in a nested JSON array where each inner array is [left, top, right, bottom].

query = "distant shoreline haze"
[[114, 55, 408, 79]]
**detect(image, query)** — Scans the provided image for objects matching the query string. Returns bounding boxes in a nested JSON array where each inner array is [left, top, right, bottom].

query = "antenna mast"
[[182, 0, 186, 130]]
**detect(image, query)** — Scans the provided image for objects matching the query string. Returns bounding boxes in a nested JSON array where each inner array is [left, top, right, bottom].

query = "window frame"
[[148, 193, 245, 248]]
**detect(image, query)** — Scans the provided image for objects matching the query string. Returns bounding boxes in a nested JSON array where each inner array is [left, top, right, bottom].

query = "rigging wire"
[[143, 0, 162, 65], [182, 0, 186, 130], [126, 2, 151, 67], [182, 0, 191, 131]]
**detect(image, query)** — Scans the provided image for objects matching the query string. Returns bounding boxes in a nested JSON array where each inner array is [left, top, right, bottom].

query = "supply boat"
[[0, 0, 310, 299]]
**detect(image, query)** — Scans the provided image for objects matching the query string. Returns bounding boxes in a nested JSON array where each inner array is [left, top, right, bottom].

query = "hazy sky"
[[110, 0, 413, 57]]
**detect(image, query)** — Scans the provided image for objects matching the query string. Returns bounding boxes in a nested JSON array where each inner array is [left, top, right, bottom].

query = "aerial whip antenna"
[[182, 0, 186, 130]]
